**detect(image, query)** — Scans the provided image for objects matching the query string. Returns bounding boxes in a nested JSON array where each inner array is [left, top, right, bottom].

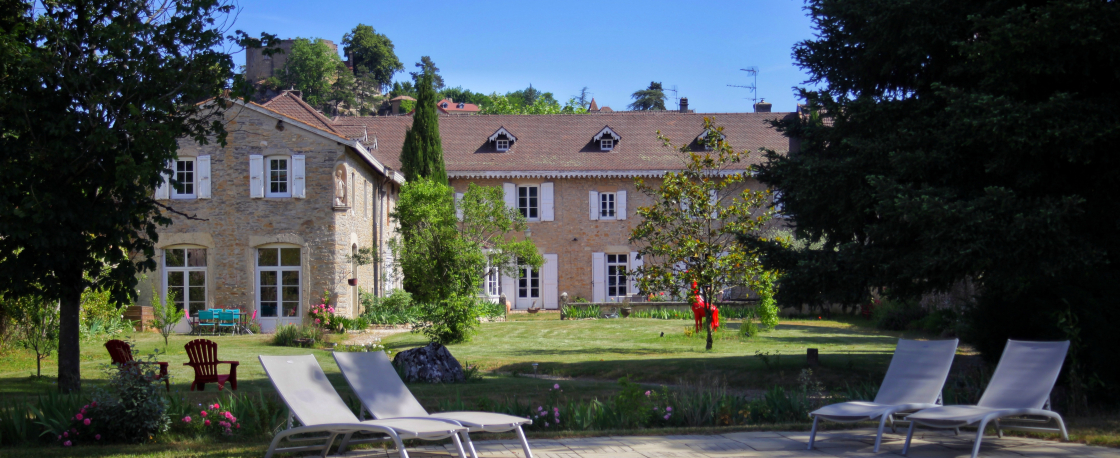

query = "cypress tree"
[[399, 71, 448, 184]]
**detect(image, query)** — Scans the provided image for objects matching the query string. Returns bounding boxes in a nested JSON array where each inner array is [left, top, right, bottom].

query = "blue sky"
[[230, 0, 817, 113]]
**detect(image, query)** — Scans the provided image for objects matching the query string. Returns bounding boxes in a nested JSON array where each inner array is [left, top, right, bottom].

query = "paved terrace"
[[336, 429, 1118, 457]]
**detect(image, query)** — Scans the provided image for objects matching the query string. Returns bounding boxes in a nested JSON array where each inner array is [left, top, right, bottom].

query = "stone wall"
[[450, 176, 772, 301], [145, 106, 390, 332]]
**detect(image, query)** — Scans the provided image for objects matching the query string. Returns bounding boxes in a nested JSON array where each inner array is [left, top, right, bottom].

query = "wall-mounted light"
[[524, 227, 532, 238]]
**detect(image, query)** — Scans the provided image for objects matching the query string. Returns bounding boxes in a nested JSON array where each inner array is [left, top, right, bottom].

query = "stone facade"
[[451, 175, 772, 306], [142, 101, 399, 333]]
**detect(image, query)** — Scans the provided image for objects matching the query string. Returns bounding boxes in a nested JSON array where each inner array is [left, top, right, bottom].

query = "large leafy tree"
[[280, 37, 346, 110], [400, 71, 448, 184], [389, 179, 540, 344], [0, 0, 271, 392], [341, 24, 403, 92], [752, 0, 1120, 395], [628, 82, 666, 111], [631, 119, 778, 350]]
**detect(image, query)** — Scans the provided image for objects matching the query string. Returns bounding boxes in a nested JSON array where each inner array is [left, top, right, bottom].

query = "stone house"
[[147, 91, 403, 333], [331, 108, 795, 309]]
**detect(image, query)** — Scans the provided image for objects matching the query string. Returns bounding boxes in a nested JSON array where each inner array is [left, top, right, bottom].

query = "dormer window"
[[697, 129, 725, 151], [457, 103, 465, 109], [488, 126, 517, 152], [593, 126, 620, 151], [440, 102, 449, 108]]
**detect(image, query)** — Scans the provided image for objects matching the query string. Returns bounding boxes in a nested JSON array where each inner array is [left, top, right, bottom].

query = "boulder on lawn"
[[391, 342, 465, 383]]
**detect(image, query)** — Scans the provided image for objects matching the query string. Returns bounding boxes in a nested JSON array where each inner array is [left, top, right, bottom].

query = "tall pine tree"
[[399, 71, 448, 184]]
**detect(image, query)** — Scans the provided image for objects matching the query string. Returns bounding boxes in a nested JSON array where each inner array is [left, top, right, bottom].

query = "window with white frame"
[[518, 264, 540, 300], [518, 185, 539, 220], [606, 253, 628, 298], [481, 266, 500, 298], [267, 156, 290, 197], [599, 192, 616, 219], [257, 247, 300, 318], [496, 139, 510, 151], [172, 158, 196, 198], [600, 138, 615, 151], [164, 247, 206, 315]]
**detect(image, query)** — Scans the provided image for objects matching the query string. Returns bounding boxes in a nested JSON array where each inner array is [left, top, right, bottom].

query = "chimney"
[[754, 99, 772, 113], [679, 97, 689, 113]]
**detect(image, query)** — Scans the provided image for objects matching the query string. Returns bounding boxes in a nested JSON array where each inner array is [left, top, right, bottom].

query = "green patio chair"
[[217, 309, 240, 335]]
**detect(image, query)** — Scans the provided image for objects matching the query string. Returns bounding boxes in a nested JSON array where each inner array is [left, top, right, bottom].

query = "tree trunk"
[[57, 269, 83, 393]]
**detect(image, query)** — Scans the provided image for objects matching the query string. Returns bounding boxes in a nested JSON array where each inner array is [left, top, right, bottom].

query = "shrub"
[[414, 294, 481, 344], [90, 355, 170, 443], [561, 304, 600, 319], [272, 324, 326, 347], [872, 298, 927, 331], [476, 299, 505, 320], [360, 289, 419, 325]]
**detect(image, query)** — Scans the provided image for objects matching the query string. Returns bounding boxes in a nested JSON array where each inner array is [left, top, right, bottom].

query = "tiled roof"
[[260, 91, 340, 135], [331, 111, 795, 176], [436, 98, 480, 114]]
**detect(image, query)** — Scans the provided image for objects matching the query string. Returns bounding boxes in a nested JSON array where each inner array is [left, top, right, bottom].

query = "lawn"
[[0, 314, 933, 407], [1, 314, 1116, 455]]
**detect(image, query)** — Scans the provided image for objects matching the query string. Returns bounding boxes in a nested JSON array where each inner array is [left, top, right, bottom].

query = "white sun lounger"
[[258, 355, 469, 458], [333, 351, 535, 458], [808, 338, 959, 452], [902, 340, 1070, 458]]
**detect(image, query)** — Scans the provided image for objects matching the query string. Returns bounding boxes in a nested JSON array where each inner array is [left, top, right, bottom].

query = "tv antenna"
[[665, 84, 680, 110], [727, 67, 759, 105]]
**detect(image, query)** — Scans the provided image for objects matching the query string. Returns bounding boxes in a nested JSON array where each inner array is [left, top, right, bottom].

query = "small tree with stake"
[[630, 118, 779, 350], [10, 295, 59, 378]]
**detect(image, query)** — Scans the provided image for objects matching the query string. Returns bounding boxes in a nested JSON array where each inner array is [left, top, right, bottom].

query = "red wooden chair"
[[183, 339, 239, 391], [104, 339, 170, 392]]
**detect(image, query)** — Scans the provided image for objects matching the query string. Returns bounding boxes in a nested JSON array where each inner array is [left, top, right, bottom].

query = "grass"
[[382, 312, 934, 390], [1, 314, 1117, 454]]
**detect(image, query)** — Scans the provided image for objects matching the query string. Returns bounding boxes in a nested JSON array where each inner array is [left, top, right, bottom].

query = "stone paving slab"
[[332, 428, 1120, 458]]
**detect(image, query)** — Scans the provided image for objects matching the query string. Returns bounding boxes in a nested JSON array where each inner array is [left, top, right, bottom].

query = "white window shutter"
[[710, 189, 719, 218], [155, 162, 170, 200], [541, 182, 554, 221], [503, 182, 516, 209], [588, 191, 599, 220], [500, 272, 516, 305], [543, 253, 558, 309], [629, 251, 643, 295], [617, 190, 627, 220], [249, 155, 264, 198], [454, 192, 464, 220], [197, 155, 211, 199], [292, 155, 306, 198], [592, 252, 606, 303]]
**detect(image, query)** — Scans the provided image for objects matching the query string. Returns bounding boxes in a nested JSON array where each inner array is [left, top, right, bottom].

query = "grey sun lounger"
[[334, 351, 535, 458], [259, 355, 469, 458], [902, 340, 1070, 458], [808, 338, 959, 452]]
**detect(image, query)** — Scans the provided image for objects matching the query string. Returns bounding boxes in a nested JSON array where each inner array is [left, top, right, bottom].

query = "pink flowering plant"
[[309, 290, 343, 331], [52, 401, 106, 447], [174, 401, 241, 438]]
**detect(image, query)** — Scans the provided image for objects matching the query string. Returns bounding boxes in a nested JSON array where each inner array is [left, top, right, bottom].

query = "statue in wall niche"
[[334, 168, 347, 207]]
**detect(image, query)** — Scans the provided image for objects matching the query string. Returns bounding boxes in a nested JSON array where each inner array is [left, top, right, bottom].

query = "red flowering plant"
[[177, 402, 241, 437]]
